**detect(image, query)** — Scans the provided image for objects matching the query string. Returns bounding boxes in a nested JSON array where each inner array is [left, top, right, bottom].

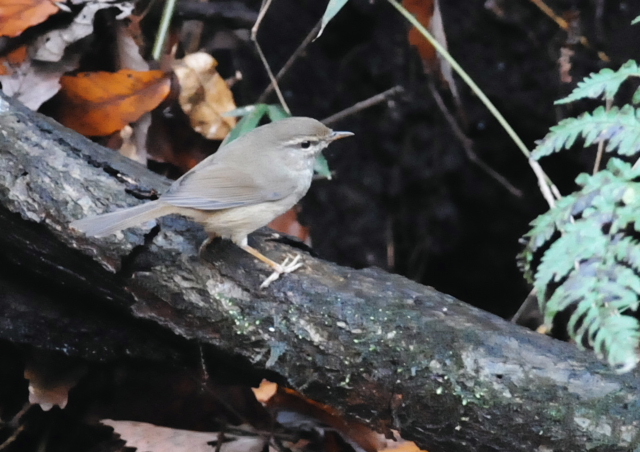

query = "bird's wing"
[[161, 163, 294, 210]]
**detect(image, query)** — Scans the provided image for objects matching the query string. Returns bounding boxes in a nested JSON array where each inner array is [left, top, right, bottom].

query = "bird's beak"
[[329, 131, 354, 141]]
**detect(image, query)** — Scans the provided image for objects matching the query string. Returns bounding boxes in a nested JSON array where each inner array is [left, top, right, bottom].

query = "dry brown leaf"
[[380, 441, 424, 452], [379, 431, 428, 452], [115, 20, 148, 71], [119, 112, 151, 164], [0, 49, 80, 109], [24, 352, 86, 411], [252, 380, 278, 403], [0, 45, 28, 75], [32, 1, 133, 62], [55, 69, 171, 136], [0, 0, 59, 38], [172, 52, 236, 140], [252, 380, 384, 452], [101, 420, 267, 452]]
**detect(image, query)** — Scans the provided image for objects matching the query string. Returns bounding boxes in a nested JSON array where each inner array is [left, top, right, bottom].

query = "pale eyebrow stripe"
[[285, 137, 320, 146]]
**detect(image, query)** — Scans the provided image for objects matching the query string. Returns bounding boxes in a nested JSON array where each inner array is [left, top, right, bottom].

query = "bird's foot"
[[260, 254, 303, 288]]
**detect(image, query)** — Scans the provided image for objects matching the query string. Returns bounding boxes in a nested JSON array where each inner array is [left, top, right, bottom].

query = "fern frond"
[[534, 218, 608, 297], [532, 105, 640, 159], [556, 60, 640, 104], [633, 86, 640, 104], [593, 316, 640, 373], [520, 158, 640, 372]]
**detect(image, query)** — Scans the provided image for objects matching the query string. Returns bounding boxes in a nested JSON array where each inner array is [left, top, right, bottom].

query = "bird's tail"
[[70, 200, 172, 237]]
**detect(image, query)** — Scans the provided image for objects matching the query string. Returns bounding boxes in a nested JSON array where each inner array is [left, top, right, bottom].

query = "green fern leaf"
[[519, 195, 576, 282], [532, 105, 640, 159], [632, 86, 640, 104], [535, 219, 607, 290], [614, 237, 640, 271], [556, 60, 640, 104], [521, 158, 640, 372], [593, 316, 640, 372]]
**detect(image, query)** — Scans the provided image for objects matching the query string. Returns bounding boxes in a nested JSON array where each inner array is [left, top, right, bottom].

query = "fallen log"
[[0, 93, 638, 452]]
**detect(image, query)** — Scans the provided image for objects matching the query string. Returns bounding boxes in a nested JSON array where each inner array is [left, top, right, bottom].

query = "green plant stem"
[[151, 0, 177, 61], [387, 0, 560, 207]]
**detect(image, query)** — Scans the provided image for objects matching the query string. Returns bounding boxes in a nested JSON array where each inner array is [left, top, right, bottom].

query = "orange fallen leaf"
[[0, 0, 59, 38], [56, 69, 171, 136]]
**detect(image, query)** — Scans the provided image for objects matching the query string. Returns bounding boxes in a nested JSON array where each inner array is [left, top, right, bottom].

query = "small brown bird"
[[70, 117, 353, 287]]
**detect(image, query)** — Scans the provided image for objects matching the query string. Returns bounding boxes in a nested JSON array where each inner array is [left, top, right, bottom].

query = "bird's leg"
[[238, 244, 303, 288]]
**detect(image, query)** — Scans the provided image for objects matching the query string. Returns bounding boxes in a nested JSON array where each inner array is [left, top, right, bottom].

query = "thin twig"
[[427, 79, 523, 198], [322, 86, 404, 125], [258, 19, 322, 103], [387, 0, 560, 208], [138, 0, 160, 21], [528, 0, 609, 61], [0, 424, 25, 450], [0, 404, 31, 451], [251, 0, 290, 114], [528, 0, 570, 30]]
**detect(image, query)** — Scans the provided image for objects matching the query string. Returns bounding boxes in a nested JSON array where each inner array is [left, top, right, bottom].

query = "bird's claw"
[[260, 255, 303, 288]]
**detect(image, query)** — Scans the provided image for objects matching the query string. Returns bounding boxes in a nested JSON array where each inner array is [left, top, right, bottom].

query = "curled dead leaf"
[[405, 0, 437, 67], [172, 52, 236, 140], [404, 0, 458, 101], [24, 351, 86, 411], [252, 380, 384, 452]]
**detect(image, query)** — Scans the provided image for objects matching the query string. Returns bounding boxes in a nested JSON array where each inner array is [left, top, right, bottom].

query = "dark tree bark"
[[0, 93, 638, 452]]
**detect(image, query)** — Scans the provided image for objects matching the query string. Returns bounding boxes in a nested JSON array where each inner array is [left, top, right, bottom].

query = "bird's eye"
[[300, 141, 311, 149]]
